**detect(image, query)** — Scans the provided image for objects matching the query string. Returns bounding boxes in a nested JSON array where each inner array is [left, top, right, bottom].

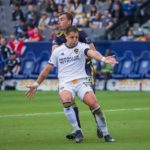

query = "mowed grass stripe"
[[0, 107, 150, 118], [0, 91, 150, 150]]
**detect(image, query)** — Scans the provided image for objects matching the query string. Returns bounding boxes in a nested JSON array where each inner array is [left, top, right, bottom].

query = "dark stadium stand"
[[0, 0, 150, 82], [34, 51, 50, 73], [29, 50, 57, 79], [13, 51, 36, 79], [111, 51, 135, 79], [12, 50, 57, 79], [0, 55, 3, 71], [145, 72, 150, 79], [128, 50, 150, 78]]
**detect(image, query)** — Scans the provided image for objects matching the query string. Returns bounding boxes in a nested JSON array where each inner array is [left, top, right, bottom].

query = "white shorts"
[[59, 78, 93, 100]]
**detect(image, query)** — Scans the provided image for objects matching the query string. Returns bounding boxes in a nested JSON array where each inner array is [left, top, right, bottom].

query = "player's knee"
[[90, 102, 98, 109], [60, 91, 73, 103], [86, 99, 98, 109]]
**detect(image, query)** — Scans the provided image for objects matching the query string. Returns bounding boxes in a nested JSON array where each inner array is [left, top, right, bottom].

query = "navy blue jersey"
[[0, 45, 11, 60], [4, 57, 21, 75], [52, 30, 92, 45]]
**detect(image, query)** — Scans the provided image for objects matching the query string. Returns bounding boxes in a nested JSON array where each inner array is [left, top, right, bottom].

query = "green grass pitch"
[[0, 91, 150, 150]]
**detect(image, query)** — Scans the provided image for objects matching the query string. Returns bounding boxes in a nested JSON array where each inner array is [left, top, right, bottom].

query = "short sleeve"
[[80, 43, 90, 55], [48, 50, 58, 67]]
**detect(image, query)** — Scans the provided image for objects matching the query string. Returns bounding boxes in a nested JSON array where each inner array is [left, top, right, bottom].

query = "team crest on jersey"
[[61, 52, 64, 55], [74, 49, 79, 54]]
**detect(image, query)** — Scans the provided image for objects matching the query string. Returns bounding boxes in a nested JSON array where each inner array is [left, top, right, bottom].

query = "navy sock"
[[73, 106, 81, 128]]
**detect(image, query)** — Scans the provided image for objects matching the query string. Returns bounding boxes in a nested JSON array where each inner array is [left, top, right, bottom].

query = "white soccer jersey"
[[48, 42, 89, 83]]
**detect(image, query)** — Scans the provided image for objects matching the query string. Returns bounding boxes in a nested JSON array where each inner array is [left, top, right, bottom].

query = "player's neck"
[[65, 43, 78, 49]]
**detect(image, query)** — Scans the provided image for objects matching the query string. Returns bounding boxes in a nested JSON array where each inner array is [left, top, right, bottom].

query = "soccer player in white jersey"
[[26, 26, 118, 143]]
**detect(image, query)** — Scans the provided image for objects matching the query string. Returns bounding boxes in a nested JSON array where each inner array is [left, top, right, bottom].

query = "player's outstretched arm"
[[87, 49, 118, 64], [26, 64, 53, 98]]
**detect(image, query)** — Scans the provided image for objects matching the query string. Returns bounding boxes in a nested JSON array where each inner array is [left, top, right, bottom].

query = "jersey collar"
[[65, 42, 78, 49]]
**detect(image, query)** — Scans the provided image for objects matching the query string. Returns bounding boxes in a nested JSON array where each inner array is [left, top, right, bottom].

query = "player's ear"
[[65, 36, 68, 41], [68, 20, 71, 26]]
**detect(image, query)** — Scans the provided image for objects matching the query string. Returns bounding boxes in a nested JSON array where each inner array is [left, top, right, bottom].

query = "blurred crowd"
[[0, 0, 149, 77], [0, 0, 149, 43], [0, 0, 150, 89]]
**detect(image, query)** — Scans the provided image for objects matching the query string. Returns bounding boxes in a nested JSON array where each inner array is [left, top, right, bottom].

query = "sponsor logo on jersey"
[[59, 55, 79, 64]]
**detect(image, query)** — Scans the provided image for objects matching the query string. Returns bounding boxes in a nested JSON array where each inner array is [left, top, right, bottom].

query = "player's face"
[[0, 38, 6, 45], [66, 31, 79, 47], [10, 54, 16, 60], [58, 14, 71, 30]]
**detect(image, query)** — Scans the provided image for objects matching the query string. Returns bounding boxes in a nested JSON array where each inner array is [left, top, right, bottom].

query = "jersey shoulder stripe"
[[56, 31, 65, 37]]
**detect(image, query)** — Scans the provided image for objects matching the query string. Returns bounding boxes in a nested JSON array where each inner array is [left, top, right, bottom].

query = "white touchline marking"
[[0, 107, 150, 118]]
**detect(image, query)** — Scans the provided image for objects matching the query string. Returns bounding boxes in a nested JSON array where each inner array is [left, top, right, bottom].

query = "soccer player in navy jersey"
[[51, 12, 106, 140]]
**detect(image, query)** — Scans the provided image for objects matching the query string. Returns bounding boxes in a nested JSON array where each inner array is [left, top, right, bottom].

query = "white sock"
[[92, 107, 109, 136], [95, 113, 109, 136], [64, 106, 80, 131]]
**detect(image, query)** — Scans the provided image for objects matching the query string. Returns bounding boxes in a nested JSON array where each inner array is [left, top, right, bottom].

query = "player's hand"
[[105, 56, 118, 64], [25, 82, 39, 98]]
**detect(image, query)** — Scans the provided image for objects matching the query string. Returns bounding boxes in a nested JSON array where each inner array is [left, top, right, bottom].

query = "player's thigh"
[[59, 82, 75, 103], [83, 91, 99, 109]]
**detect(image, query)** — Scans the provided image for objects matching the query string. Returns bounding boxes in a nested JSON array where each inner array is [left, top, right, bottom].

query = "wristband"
[[101, 56, 106, 62], [33, 82, 39, 88]]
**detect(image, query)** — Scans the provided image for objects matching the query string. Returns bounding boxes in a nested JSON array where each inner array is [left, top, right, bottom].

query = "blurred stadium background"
[[0, 0, 150, 150], [0, 0, 150, 91]]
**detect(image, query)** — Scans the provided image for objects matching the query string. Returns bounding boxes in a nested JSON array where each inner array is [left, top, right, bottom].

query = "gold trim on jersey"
[[56, 31, 65, 37], [71, 79, 78, 84], [56, 28, 82, 37]]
